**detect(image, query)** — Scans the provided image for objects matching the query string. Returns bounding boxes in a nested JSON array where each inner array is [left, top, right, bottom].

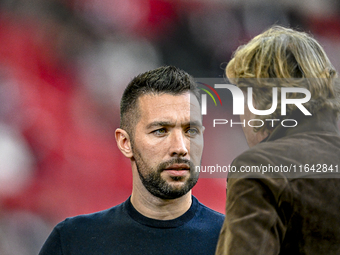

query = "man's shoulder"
[[196, 199, 224, 218], [56, 200, 128, 232], [234, 130, 340, 164], [230, 128, 340, 182], [193, 196, 225, 224], [232, 143, 277, 166]]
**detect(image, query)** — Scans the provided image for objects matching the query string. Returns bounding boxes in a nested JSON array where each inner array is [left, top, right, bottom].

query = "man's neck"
[[130, 187, 192, 220]]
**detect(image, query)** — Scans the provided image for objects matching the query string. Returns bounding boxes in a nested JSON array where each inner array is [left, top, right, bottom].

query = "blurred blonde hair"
[[227, 26, 340, 133]]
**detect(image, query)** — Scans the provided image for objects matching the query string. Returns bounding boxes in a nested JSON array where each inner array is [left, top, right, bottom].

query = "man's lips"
[[164, 163, 190, 171], [163, 164, 190, 177]]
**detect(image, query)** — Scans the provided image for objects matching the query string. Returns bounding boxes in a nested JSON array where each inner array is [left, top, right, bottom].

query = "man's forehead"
[[138, 92, 191, 107], [137, 92, 201, 122]]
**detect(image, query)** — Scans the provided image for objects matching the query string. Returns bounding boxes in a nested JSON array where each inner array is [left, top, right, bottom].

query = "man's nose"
[[169, 130, 188, 157]]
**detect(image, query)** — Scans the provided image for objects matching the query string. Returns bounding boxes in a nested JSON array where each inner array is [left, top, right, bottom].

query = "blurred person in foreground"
[[216, 26, 340, 254], [39, 66, 224, 255]]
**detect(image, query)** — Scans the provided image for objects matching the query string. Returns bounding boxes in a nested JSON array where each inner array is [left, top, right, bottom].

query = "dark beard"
[[134, 153, 199, 199]]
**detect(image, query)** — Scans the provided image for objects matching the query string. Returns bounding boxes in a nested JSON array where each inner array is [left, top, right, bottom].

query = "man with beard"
[[39, 66, 224, 255]]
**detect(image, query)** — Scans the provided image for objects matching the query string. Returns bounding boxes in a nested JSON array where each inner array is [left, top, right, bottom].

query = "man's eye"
[[187, 128, 199, 136], [153, 128, 167, 135]]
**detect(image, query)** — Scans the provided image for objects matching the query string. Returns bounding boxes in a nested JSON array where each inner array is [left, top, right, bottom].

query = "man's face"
[[131, 92, 204, 199]]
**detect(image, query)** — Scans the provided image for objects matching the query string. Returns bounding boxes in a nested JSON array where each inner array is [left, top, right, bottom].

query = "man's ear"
[[115, 128, 133, 158]]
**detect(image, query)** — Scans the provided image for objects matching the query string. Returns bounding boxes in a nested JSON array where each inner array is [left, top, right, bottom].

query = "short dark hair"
[[120, 66, 200, 137]]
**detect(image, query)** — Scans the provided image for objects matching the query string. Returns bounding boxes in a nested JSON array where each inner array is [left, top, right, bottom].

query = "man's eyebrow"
[[146, 120, 203, 129], [146, 121, 174, 129]]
